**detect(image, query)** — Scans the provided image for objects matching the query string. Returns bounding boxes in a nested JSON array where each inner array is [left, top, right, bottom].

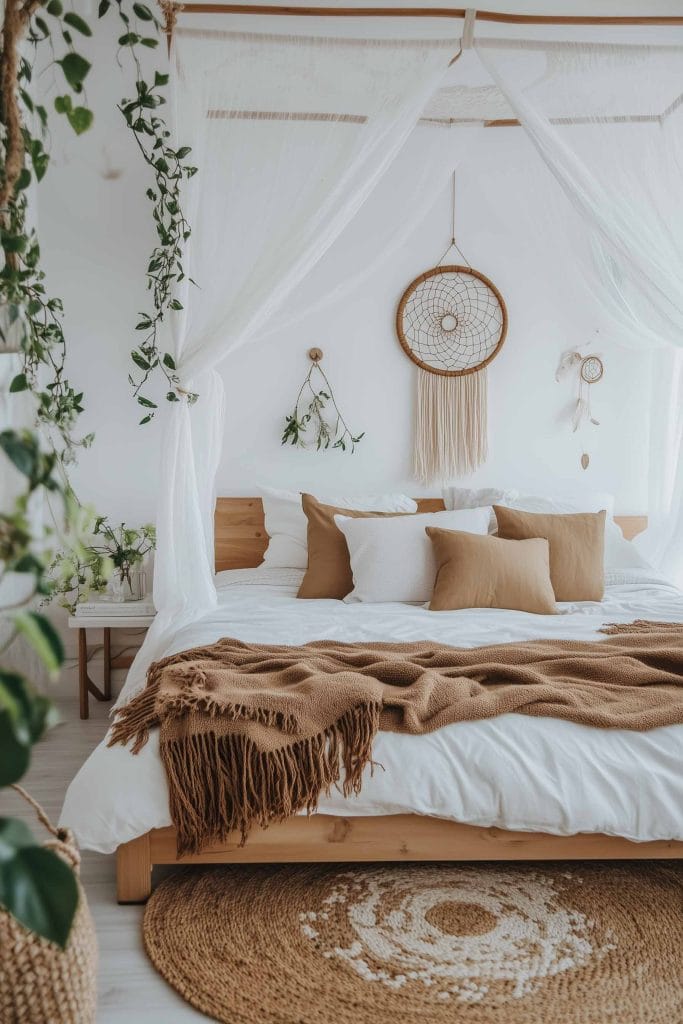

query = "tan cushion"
[[297, 494, 409, 600], [494, 505, 606, 602], [426, 528, 557, 614]]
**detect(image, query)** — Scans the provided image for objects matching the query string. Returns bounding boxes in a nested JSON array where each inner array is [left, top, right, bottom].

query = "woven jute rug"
[[143, 861, 682, 1023]]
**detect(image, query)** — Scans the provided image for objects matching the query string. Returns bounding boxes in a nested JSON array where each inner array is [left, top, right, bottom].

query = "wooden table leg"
[[78, 628, 89, 720], [77, 626, 113, 720], [103, 627, 112, 700]]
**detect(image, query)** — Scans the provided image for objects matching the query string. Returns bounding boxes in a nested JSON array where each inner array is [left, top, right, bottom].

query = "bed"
[[60, 498, 683, 902]]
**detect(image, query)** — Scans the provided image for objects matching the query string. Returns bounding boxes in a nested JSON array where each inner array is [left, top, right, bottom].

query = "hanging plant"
[[282, 350, 364, 453], [99, 0, 198, 423], [0, 0, 97, 465]]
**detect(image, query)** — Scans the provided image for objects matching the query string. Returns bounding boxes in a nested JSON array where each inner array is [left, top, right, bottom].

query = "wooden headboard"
[[214, 497, 647, 572]]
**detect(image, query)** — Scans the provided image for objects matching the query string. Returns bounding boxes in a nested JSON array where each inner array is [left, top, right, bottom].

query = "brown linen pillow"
[[493, 505, 606, 602], [426, 528, 557, 614], [297, 494, 410, 600]]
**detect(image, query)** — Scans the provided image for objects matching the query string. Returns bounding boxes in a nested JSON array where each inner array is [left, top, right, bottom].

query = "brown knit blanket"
[[110, 621, 683, 854]]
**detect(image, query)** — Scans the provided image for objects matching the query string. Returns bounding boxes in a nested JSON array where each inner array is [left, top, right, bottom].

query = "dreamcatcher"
[[396, 174, 507, 483], [555, 347, 604, 469]]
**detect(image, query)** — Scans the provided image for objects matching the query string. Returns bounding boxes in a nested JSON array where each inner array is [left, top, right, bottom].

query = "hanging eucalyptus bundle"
[[282, 351, 364, 453]]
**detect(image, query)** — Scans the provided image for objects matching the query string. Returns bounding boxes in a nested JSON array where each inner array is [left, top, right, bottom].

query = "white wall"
[[37, 18, 652, 532]]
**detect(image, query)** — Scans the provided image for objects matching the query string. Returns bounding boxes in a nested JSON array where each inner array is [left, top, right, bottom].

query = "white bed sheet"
[[61, 567, 683, 853]]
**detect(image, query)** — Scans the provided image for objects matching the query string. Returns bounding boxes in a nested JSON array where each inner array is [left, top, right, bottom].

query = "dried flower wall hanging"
[[282, 349, 364, 453]]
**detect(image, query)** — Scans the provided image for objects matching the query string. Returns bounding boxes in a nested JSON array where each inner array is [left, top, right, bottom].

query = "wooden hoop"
[[580, 354, 604, 384], [396, 264, 508, 378]]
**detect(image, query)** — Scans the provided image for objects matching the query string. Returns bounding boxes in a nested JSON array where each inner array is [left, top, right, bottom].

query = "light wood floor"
[[3, 666, 207, 1022]]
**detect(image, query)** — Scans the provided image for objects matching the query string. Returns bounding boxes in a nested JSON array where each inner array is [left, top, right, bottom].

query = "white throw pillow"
[[335, 507, 491, 604], [260, 487, 418, 568]]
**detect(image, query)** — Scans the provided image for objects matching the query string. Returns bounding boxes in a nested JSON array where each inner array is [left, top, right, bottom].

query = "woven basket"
[[0, 786, 98, 1024]]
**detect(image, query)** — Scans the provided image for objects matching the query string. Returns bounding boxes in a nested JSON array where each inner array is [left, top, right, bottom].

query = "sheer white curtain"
[[476, 38, 683, 581], [256, 123, 484, 340], [125, 25, 459, 682]]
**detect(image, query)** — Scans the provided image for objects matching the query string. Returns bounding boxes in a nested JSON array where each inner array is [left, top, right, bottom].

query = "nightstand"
[[68, 611, 155, 719]]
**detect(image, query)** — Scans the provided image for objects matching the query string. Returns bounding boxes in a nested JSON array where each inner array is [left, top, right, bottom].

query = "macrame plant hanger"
[[396, 170, 508, 484]]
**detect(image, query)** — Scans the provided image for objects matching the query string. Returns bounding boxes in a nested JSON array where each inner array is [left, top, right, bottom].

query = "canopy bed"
[[61, 7, 683, 904], [58, 499, 683, 903]]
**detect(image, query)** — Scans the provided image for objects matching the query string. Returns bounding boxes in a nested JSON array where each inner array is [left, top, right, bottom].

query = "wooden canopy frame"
[[115, 498, 682, 904], [165, 5, 683, 27]]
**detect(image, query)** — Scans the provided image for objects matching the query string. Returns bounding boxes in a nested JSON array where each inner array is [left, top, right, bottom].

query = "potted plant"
[[0, 430, 98, 1021], [50, 518, 156, 611]]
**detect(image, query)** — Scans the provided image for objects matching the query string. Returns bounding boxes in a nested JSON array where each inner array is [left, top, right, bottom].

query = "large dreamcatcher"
[[396, 175, 507, 483]]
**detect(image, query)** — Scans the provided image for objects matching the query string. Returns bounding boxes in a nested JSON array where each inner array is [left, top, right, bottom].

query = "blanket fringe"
[[163, 701, 382, 856], [600, 620, 683, 635]]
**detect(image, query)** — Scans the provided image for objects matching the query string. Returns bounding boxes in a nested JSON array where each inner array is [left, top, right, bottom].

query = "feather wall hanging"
[[555, 347, 604, 469], [396, 174, 507, 484]]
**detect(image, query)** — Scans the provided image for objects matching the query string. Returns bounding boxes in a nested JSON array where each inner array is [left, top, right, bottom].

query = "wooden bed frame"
[[116, 498, 682, 903]]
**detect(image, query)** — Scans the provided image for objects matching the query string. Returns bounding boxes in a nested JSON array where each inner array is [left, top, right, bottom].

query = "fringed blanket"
[[110, 621, 683, 854]]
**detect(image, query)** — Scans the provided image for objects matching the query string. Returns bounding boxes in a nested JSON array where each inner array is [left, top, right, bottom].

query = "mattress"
[[61, 566, 683, 853]]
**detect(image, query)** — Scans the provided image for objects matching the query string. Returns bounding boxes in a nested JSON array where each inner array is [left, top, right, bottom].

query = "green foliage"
[[100, 0, 198, 422], [0, 430, 82, 947], [49, 516, 155, 612], [282, 361, 364, 454], [0, 821, 80, 948], [1, 3, 96, 469]]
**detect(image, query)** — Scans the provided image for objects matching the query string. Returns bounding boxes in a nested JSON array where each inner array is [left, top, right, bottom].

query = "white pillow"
[[335, 507, 491, 604], [442, 486, 518, 514], [260, 487, 418, 568]]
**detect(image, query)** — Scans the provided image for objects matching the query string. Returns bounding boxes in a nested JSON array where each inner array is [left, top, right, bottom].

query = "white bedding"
[[61, 566, 683, 853]]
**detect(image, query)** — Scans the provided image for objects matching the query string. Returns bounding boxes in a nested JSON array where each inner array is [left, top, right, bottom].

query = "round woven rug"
[[143, 861, 682, 1024]]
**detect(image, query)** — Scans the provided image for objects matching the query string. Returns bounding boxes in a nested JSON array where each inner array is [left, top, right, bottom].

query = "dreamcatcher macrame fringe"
[[414, 368, 488, 484]]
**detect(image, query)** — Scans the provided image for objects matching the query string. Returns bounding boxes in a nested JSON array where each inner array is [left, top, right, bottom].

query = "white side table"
[[68, 613, 155, 719]]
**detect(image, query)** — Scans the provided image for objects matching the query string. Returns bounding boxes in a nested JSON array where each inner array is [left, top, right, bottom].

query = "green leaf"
[[162, 353, 176, 370], [15, 168, 31, 192], [0, 712, 30, 787], [166, 391, 179, 402], [54, 94, 72, 114], [139, 414, 152, 425], [9, 374, 28, 393], [0, 431, 37, 480], [12, 612, 64, 675], [140, 37, 158, 48], [66, 106, 94, 135], [0, 819, 35, 861], [98, 0, 110, 15], [154, 71, 169, 87], [0, 835, 79, 948], [169, 299, 183, 310], [176, 146, 191, 159], [57, 52, 91, 92], [64, 11, 92, 35], [131, 350, 150, 370], [133, 2, 154, 20], [137, 396, 157, 408], [46, 0, 63, 14]]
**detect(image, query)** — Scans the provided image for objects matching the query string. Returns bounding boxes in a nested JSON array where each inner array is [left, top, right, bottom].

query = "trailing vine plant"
[[99, 0, 198, 423], [282, 352, 364, 453], [1, 0, 96, 466]]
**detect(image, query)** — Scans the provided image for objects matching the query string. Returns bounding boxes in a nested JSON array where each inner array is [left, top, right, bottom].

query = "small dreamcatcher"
[[556, 347, 604, 469], [396, 174, 507, 483]]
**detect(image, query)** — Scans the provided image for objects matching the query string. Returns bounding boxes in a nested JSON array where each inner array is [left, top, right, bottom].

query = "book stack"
[[74, 598, 156, 618]]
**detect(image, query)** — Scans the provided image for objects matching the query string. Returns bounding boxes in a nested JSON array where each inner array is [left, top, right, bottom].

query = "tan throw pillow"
[[298, 494, 410, 600], [427, 528, 557, 614], [493, 505, 606, 602]]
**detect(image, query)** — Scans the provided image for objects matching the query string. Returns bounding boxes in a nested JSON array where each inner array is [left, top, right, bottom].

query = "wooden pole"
[[171, 5, 683, 27]]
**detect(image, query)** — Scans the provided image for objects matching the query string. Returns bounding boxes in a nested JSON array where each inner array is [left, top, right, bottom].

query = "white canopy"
[[130, 14, 683, 675]]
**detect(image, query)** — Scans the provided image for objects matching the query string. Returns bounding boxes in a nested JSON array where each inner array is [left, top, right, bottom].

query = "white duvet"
[[61, 567, 683, 853]]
